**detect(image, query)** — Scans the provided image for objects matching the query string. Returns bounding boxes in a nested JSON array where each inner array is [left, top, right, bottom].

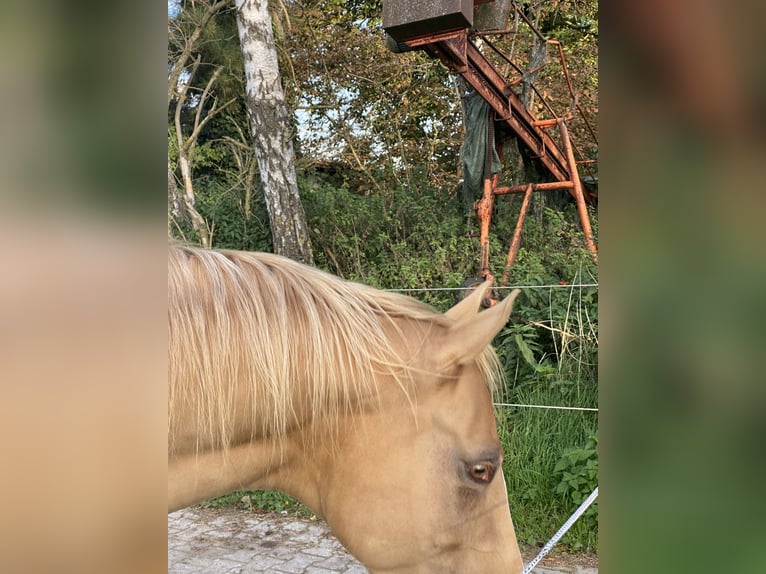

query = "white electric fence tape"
[[521, 486, 599, 574]]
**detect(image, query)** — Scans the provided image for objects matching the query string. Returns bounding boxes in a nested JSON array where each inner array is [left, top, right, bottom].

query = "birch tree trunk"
[[234, 0, 314, 265]]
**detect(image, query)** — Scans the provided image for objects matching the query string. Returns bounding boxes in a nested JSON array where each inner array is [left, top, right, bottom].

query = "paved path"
[[168, 507, 597, 574]]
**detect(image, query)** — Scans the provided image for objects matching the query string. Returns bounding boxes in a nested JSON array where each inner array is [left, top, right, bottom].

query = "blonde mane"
[[168, 244, 502, 454]]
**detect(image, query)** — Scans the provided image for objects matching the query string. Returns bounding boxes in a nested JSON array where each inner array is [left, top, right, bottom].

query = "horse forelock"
[[167, 244, 502, 455]]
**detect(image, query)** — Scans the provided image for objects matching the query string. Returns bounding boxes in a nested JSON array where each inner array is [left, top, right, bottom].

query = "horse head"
[[292, 284, 523, 574]]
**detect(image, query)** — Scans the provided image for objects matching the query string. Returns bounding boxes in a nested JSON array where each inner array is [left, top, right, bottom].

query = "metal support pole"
[[475, 173, 497, 284], [495, 181, 574, 195], [558, 119, 598, 264], [501, 183, 533, 286]]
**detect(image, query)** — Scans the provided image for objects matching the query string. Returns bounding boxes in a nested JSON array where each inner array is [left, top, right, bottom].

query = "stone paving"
[[168, 507, 597, 574]]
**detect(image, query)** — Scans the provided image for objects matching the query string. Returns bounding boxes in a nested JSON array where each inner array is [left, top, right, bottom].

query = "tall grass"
[[495, 279, 598, 552]]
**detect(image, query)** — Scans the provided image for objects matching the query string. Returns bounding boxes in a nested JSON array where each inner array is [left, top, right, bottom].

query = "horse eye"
[[468, 462, 496, 484]]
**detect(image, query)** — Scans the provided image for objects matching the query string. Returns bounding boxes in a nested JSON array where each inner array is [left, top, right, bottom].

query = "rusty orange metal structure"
[[384, 0, 598, 299]]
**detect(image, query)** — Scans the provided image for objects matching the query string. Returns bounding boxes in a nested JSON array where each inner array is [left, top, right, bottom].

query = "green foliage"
[[200, 490, 314, 518], [554, 433, 599, 506], [171, 174, 273, 252], [301, 170, 478, 309], [552, 433, 599, 550]]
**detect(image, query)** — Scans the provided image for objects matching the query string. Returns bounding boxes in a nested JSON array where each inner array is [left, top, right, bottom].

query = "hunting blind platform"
[[382, 0, 598, 303]]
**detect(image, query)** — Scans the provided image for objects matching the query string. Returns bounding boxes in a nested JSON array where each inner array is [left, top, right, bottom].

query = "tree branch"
[[168, 0, 231, 107]]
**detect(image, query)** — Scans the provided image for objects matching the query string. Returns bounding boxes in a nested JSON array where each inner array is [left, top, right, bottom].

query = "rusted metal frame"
[[500, 183, 534, 286], [568, 127, 598, 199], [423, 32, 572, 188], [426, 44, 467, 73], [400, 29, 466, 49], [495, 181, 574, 195], [421, 29, 471, 73], [471, 28, 516, 38], [481, 33, 560, 122], [467, 41, 569, 169], [484, 3, 597, 193], [431, 36, 596, 209], [485, 36, 597, 194], [435, 33, 468, 72], [478, 25, 587, 157], [475, 24, 578, 129], [464, 40, 574, 190], [464, 42, 549, 149], [558, 119, 598, 264]]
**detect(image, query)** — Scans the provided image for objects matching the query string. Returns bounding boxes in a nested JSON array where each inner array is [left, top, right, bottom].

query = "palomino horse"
[[168, 244, 523, 573]]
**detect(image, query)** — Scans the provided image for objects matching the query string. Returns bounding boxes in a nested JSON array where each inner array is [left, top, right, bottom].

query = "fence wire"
[[384, 283, 598, 293]]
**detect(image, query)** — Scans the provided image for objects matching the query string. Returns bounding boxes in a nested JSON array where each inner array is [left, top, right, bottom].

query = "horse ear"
[[445, 281, 492, 322], [440, 289, 521, 366]]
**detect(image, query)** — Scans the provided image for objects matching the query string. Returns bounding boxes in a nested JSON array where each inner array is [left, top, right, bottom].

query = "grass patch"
[[199, 489, 314, 518], [498, 390, 598, 552]]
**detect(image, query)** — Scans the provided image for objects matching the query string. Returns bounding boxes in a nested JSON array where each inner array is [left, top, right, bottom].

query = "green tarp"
[[461, 89, 502, 209]]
